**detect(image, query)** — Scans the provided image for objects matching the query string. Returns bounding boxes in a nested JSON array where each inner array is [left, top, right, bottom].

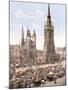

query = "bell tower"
[[44, 4, 57, 64]]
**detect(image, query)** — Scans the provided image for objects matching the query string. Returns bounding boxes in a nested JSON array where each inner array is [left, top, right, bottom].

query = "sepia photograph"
[[9, 1, 66, 89]]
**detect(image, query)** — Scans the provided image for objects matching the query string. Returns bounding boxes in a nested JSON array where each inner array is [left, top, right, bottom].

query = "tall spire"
[[47, 4, 51, 26], [21, 26, 24, 48], [48, 4, 50, 18], [27, 26, 30, 36], [33, 30, 36, 36]]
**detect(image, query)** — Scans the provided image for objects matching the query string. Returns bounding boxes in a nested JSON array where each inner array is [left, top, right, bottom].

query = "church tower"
[[26, 27, 31, 58], [33, 30, 36, 49], [21, 27, 24, 48], [44, 4, 57, 64], [33, 30, 37, 57]]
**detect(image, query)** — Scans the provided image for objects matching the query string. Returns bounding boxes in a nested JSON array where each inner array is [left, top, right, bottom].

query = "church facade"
[[20, 27, 37, 67]]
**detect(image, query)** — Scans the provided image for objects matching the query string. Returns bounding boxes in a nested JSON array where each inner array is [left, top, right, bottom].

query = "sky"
[[10, 1, 66, 50]]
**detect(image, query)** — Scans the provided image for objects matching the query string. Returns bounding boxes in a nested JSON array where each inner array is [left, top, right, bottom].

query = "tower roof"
[[22, 27, 24, 37], [48, 4, 50, 17], [33, 30, 36, 36], [22, 27, 24, 40], [27, 26, 31, 36], [48, 4, 51, 18], [47, 4, 52, 26], [21, 26, 24, 48]]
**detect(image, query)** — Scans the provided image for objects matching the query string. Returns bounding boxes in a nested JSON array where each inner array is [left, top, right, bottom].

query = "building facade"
[[56, 47, 66, 60], [20, 27, 37, 67]]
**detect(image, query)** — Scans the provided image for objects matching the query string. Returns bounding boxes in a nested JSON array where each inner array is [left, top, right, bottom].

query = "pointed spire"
[[47, 4, 52, 26], [22, 26, 24, 37], [27, 26, 30, 36], [22, 26, 24, 40], [21, 26, 24, 48], [33, 30, 36, 36], [48, 4, 50, 17]]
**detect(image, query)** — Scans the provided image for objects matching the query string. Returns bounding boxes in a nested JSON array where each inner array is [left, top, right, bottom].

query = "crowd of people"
[[9, 62, 65, 89]]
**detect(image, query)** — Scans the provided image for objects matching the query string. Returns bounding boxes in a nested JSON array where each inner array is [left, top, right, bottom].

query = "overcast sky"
[[10, 1, 65, 50]]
